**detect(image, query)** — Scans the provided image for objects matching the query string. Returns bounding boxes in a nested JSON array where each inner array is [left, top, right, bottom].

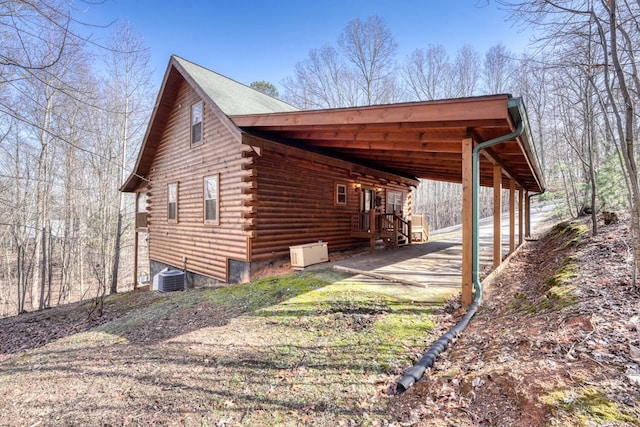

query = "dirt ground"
[[386, 214, 640, 426], [0, 214, 638, 426]]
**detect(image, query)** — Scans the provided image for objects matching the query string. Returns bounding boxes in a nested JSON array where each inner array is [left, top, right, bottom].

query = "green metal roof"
[[173, 56, 298, 115]]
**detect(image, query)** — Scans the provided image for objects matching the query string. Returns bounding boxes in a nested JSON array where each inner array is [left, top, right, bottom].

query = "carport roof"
[[230, 94, 544, 193]]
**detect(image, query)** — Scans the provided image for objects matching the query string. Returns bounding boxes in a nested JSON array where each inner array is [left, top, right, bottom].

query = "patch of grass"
[[256, 276, 439, 376], [544, 256, 579, 291], [541, 386, 639, 425], [96, 271, 341, 337], [4, 270, 443, 426], [508, 285, 577, 314], [202, 270, 344, 312], [550, 220, 589, 249]]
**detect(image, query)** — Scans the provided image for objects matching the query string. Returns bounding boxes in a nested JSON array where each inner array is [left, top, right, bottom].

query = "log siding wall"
[[145, 80, 251, 282], [141, 79, 417, 283], [249, 140, 415, 262]]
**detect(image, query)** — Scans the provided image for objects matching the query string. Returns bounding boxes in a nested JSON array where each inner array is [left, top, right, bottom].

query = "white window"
[[167, 183, 178, 222], [387, 191, 403, 214], [191, 101, 203, 145], [336, 183, 347, 205], [204, 175, 219, 224], [137, 192, 147, 213]]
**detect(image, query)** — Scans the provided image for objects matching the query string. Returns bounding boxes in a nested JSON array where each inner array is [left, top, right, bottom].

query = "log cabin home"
[[121, 56, 420, 286]]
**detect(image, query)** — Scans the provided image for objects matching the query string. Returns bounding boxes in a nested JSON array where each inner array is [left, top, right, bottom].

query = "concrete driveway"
[[314, 202, 558, 302]]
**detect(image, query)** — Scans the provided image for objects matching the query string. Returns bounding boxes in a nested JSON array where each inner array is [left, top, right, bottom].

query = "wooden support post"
[[525, 191, 531, 237], [133, 192, 139, 290], [462, 138, 473, 307], [369, 209, 376, 253], [509, 179, 515, 254], [493, 165, 502, 269], [518, 188, 524, 245], [393, 212, 399, 248], [133, 231, 139, 290]]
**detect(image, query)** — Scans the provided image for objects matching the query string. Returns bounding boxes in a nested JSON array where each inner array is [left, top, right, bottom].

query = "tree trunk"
[[110, 212, 122, 294]]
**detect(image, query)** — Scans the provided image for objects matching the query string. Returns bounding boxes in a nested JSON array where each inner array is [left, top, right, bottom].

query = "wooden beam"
[[525, 190, 530, 237], [324, 150, 463, 161], [230, 95, 511, 128], [279, 130, 465, 144], [481, 146, 522, 186], [493, 165, 502, 269], [241, 133, 419, 186], [133, 192, 140, 290], [133, 230, 139, 290], [369, 209, 376, 253], [509, 179, 515, 254], [518, 188, 524, 245], [462, 137, 474, 307], [304, 139, 463, 153]]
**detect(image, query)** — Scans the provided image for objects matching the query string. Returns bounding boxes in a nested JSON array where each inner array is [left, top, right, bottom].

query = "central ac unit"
[[153, 268, 185, 292]]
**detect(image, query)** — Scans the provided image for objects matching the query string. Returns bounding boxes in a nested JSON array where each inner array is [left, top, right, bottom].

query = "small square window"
[[191, 102, 203, 145], [167, 183, 178, 222], [336, 184, 347, 205]]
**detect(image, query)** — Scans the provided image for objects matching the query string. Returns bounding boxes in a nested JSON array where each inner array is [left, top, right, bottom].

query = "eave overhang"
[[230, 94, 545, 193]]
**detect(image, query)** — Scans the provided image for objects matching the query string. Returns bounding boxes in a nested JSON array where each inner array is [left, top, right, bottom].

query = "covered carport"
[[230, 94, 545, 307]]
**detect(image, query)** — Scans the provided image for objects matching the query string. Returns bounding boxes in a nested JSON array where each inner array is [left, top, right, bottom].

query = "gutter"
[[396, 101, 528, 393]]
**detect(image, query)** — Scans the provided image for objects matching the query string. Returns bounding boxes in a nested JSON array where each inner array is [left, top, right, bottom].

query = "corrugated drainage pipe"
[[396, 297, 480, 392], [396, 118, 525, 393]]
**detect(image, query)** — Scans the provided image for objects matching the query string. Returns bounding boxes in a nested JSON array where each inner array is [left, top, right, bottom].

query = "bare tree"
[[453, 44, 481, 97], [513, 54, 550, 172], [338, 15, 399, 105], [402, 45, 453, 101], [0, 2, 155, 316], [104, 22, 153, 295], [483, 43, 515, 94], [282, 46, 357, 109], [500, 0, 640, 282], [284, 15, 400, 108], [0, 0, 70, 83]]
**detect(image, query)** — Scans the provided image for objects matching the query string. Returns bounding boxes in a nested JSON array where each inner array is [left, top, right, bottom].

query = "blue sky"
[[81, 0, 534, 91]]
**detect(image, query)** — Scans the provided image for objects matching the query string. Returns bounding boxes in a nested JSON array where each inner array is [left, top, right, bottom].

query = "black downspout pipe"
[[396, 298, 480, 392]]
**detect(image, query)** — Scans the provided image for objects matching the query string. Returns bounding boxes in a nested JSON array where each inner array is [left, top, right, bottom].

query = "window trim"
[[335, 183, 347, 206], [190, 101, 203, 146], [167, 182, 178, 222], [203, 174, 220, 225]]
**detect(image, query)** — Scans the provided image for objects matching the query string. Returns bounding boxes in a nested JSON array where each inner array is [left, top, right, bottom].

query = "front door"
[[361, 188, 374, 230]]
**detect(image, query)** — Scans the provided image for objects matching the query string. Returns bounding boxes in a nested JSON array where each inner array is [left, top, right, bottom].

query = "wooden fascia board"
[[516, 132, 544, 193], [240, 133, 419, 187], [230, 95, 511, 129], [236, 119, 508, 133], [507, 98, 545, 193]]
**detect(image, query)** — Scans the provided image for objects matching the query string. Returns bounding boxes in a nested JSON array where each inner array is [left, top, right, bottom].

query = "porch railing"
[[351, 211, 412, 245]]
